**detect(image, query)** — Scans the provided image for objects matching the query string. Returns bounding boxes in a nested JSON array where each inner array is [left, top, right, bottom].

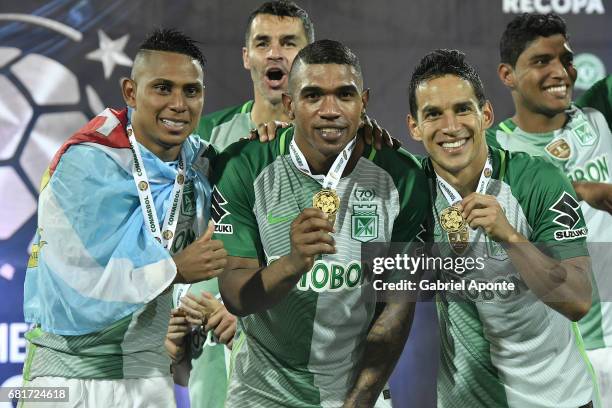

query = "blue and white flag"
[[24, 108, 212, 335]]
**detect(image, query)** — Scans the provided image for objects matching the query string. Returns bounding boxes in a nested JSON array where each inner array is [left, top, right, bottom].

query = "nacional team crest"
[[351, 204, 378, 242], [571, 120, 597, 146], [545, 138, 571, 160], [181, 181, 196, 217]]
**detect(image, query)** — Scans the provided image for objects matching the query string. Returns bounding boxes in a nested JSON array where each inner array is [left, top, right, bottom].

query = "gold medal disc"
[[439, 206, 466, 233], [313, 189, 340, 225]]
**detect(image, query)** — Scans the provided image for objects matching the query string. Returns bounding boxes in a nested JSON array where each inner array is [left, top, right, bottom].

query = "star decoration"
[[86, 30, 133, 79], [0, 264, 15, 281]]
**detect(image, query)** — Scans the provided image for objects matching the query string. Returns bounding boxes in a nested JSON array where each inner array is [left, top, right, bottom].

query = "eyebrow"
[[421, 105, 441, 116], [299, 84, 359, 95], [153, 78, 203, 88], [529, 53, 553, 61], [420, 100, 475, 114], [337, 85, 359, 94], [299, 85, 322, 95], [252, 34, 270, 43], [454, 101, 474, 110], [280, 34, 299, 42]]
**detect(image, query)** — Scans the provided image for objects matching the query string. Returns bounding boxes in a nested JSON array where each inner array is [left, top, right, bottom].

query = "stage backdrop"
[[0, 1, 609, 407]]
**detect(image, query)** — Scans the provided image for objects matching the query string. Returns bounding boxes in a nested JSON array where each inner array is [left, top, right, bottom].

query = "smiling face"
[[501, 34, 576, 118], [408, 74, 493, 179], [283, 62, 368, 172], [243, 14, 309, 106], [122, 50, 204, 161]]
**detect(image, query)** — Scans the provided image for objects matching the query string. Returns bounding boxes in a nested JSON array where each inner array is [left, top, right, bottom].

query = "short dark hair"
[[409, 49, 486, 117], [500, 13, 568, 67], [245, 1, 315, 45], [289, 39, 362, 93], [138, 28, 206, 70]]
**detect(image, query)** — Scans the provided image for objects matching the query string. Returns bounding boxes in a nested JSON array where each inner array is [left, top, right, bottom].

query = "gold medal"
[[313, 189, 340, 225], [448, 226, 469, 255], [439, 206, 465, 233]]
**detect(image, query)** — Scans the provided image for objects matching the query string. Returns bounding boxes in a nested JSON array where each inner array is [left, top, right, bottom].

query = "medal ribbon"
[[127, 123, 186, 251], [435, 153, 493, 206], [289, 136, 357, 190]]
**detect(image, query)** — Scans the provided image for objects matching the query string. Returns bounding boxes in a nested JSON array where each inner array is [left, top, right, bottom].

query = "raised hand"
[[248, 121, 291, 143], [172, 220, 228, 283], [201, 292, 237, 349], [165, 308, 191, 362], [573, 181, 612, 215], [287, 208, 336, 275], [461, 193, 519, 242], [180, 291, 236, 349], [360, 114, 400, 150]]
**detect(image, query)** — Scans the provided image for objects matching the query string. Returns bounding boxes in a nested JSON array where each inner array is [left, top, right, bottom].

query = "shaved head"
[[131, 28, 206, 80], [288, 39, 363, 95]]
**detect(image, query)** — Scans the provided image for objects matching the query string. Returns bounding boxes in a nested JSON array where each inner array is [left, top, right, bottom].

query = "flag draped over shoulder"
[[23, 108, 212, 335]]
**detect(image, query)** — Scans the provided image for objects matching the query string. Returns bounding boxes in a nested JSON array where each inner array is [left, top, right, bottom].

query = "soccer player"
[[171, 3, 394, 407], [488, 14, 612, 404], [166, 4, 312, 407], [196, 0, 392, 150], [211, 39, 428, 407], [168, 4, 314, 407], [21, 29, 226, 407], [407, 49, 596, 407], [197, 0, 313, 151]]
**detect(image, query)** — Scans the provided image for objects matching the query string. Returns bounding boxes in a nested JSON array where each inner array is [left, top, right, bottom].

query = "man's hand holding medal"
[[460, 193, 521, 243], [287, 208, 336, 275]]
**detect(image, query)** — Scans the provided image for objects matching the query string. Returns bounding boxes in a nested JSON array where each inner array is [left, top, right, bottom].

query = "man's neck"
[[512, 101, 568, 133], [433, 149, 487, 198], [294, 132, 363, 177], [251, 94, 291, 126], [131, 125, 180, 162]]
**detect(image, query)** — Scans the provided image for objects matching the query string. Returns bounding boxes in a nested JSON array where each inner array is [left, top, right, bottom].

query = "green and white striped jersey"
[[211, 128, 429, 407], [172, 278, 231, 408], [487, 94, 612, 350], [176, 101, 254, 407], [424, 147, 595, 408], [23, 181, 198, 380], [197, 100, 254, 152]]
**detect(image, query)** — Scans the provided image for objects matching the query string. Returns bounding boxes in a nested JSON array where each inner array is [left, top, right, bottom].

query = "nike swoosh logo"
[[267, 213, 297, 225]]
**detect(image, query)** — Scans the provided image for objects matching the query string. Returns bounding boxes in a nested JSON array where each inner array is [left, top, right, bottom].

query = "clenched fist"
[[172, 220, 228, 283], [287, 208, 336, 275], [461, 193, 520, 243]]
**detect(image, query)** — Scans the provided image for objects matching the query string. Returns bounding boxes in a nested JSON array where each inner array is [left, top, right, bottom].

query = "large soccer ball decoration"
[[0, 46, 102, 244]]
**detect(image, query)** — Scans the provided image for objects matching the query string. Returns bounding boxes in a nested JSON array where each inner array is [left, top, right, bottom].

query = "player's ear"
[[121, 77, 137, 108], [282, 93, 294, 120], [482, 100, 494, 129], [361, 88, 370, 110], [498, 63, 515, 89], [359, 89, 370, 127], [407, 114, 422, 142], [242, 47, 250, 70]]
